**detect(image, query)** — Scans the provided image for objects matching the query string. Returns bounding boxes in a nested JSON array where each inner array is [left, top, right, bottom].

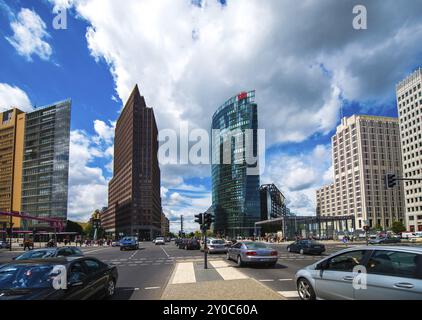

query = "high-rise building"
[[105, 85, 162, 240], [259, 184, 288, 221], [161, 212, 170, 237], [316, 115, 405, 231], [0, 108, 26, 229], [211, 91, 261, 238], [21, 100, 71, 229], [396, 68, 422, 232]]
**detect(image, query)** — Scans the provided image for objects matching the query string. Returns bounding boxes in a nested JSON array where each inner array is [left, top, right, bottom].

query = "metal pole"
[[9, 215, 13, 252], [204, 230, 208, 270]]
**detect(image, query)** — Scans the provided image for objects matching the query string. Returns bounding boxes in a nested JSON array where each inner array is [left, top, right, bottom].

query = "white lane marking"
[[83, 248, 110, 254], [144, 287, 160, 290], [161, 246, 170, 258], [209, 260, 249, 280], [259, 279, 275, 282], [278, 279, 293, 282], [129, 250, 139, 260], [278, 291, 299, 298], [171, 262, 196, 284]]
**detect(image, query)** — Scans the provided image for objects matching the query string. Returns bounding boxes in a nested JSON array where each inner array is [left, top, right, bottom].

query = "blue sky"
[[0, 0, 421, 232]]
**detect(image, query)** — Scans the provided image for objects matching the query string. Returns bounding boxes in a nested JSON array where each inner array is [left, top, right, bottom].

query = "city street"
[[4, 241, 417, 300]]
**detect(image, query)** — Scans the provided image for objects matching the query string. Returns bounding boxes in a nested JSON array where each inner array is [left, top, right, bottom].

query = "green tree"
[[391, 221, 406, 235], [65, 220, 83, 235], [374, 225, 383, 232], [194, 231, 202, 238], [84, 224, 93, 237]]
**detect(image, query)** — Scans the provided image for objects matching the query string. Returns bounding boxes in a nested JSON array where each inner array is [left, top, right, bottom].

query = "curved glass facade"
[[211, 91, 261, 238]]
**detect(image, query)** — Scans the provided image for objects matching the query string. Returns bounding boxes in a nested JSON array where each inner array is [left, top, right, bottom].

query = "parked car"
[[295, 246, 422, 300], [14, 247, 84, 261], [226, 241, 278, 267], [119, 237, 139, 251], [287, 240, 326, 255], [369, 237, 401, 245], [201, 238, 227, 254], [0, 241, 10, 249], [155, 237, 165, 245], [0, 256, 118, 300], [111, 241, 120, 247]]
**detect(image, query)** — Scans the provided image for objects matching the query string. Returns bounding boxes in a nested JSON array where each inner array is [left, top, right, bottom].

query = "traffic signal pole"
[[204, 230, 208, 270]]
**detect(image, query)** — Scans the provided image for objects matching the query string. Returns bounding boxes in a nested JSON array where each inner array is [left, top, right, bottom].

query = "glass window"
[[57, 248, 74, 257], [83, 260, 102, 274], [366, 251, 421, 279], [326, 250, 366, 272], [68, 262, 86, 283]]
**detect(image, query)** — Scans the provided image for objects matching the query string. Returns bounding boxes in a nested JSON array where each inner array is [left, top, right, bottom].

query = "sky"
[[0, 0, 421, 232]]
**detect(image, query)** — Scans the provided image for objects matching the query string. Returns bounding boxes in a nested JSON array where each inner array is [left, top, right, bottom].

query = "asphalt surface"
[[1, 242, 421, 300]]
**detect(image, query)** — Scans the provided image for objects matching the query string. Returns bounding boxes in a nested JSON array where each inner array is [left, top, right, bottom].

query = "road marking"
[[209, 260, 249, 280], [129, 250, 139, 260], [278, 291, 299, 298], [144, 287, 160, 290], [161, 246, 170, 258], [171, 262, 196, 284], [83, 248, 110, 254], [259, 279, 275, 282], [278, 279, 293, 282]]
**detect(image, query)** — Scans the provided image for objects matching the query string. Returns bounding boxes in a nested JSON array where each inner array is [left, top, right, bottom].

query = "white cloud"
[[6, 8, 52, 61], [0, 83, 32, 112]]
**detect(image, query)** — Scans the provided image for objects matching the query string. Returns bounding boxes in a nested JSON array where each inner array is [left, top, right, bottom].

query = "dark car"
[[369, 237, 401, 245], [179, 239, 200, 250], [287, 240, 325, 255], [14, 247, 84, 261], [0, 257, 118, 300]]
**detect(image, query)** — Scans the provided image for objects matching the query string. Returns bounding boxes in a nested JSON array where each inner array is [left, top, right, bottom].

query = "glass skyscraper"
[[211, 91, 261, 238], [21, 100, 71, 229]]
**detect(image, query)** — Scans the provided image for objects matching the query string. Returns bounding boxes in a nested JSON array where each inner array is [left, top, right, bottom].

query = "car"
[[111, 241, 120, 247], [119, 237, 139, 251], [226, 241, 278, 267], [201, 238, 227, 254], [287, 240, 326, 255], [175, 238, 183, 246], [155, 237, 165, 245], [0, 241, 11, 249], [0, 256, 118, 300], [369, 237, 401, 245], [179, 238, 200, 250], [295, 246, 422, 300], [13, 247, 84, 261]]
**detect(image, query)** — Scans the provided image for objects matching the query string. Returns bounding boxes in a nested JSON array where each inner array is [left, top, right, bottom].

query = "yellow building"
[[0, 108, 26, 229]]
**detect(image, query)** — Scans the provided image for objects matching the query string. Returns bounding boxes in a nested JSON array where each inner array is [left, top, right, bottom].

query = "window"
[[83, 259, 102, 274], [68, 262, 86, 283], [326, 250, 366, 272], [57, 248, 74, 257], [366, 251, 422, 279]]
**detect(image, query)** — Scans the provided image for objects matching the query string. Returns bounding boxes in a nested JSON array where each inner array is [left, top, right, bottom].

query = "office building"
[[0, 108, 26, 229], [396, 68, 422, 232], [211, 91, 261, 238], [161, 212, 170, 237], [316, 115, 405, 231], [259, 184, 288, 220], [105, 85, 162, 240], [21, 100, 71, 229]]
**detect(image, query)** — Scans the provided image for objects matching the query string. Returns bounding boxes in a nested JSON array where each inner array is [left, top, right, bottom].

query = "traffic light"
[[385, 174, 397, 189], [194, 213, 204, 226], [203, 213, 215, 231]]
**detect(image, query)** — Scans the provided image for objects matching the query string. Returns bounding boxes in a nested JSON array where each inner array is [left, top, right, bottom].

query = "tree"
[[391, 221, 406, 235], [194, 231, 202, 238], [374, 225, 383, 232], [65, 220, 83, 235]]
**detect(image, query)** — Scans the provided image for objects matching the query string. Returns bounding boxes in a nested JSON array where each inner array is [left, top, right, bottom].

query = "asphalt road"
[[1, 242, 421, 300]]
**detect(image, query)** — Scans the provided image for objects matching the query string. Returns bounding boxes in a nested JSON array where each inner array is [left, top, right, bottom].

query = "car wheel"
[[297, 278, 316, 301], [237, 255, 244, 267], [300, 249, 304, 255], [105, 279, 116, 298], [226, 252, 231, 261]]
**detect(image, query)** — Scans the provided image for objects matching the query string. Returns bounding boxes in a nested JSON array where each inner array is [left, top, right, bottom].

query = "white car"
[[155, 237, 165, 245]]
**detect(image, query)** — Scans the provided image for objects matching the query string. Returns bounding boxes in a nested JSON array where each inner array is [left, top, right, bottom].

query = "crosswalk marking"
[[209, 260, 249, 280], [278, 291, 299, 298], [171, 262, 196, 284]]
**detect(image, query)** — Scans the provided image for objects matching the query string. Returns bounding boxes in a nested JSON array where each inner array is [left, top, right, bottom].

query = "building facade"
[[396, 68, 422, 232], [316, 115, 405, 231], [0, 108, 26, 229], [21, 100, 71, 230], [211, 91, 261, 238], [161, 212, 170, 237], [259, 184, 288, 221], [105, 85, 162, 240]]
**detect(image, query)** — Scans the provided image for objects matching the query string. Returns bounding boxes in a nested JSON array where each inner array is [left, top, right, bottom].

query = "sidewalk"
[[161, 260, 284, 300]]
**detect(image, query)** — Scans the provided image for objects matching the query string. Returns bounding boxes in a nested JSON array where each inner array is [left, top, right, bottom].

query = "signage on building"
[[237, 92, 248, 101]]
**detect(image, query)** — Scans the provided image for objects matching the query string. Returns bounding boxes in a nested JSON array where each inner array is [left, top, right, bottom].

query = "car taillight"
[[271, 251, 278, 256], [246, 251, 257, 256]]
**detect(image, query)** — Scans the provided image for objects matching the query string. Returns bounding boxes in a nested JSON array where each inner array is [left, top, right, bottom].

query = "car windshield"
[[16, 250, 55, 260], [211, 240, 225, 245], [121, 237, 136, 242], [244, 242, 271, 249], [303, 240, 320, 245], [156, 237, 164, 241], [0, 264, 62, 289]]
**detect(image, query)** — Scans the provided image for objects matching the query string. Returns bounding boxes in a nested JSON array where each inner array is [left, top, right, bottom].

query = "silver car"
[[295, 246, 422, 300], [226, 241, 278, 267], [201, 238, 227, 254]]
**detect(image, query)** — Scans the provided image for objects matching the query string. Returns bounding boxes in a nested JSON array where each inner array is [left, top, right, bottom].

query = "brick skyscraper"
[[103, 85, 162, 240]]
